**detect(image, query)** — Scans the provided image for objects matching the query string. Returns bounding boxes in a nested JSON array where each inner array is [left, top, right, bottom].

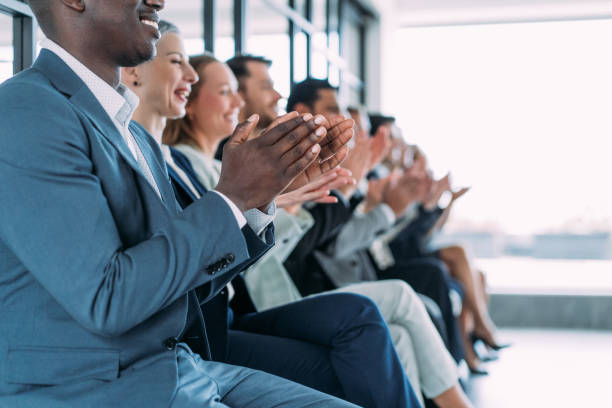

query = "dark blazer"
[[284, 194, 355, 295], [168, 147, 263, 362], [389, 204, 444, 258], [0, 50, 268, 406]]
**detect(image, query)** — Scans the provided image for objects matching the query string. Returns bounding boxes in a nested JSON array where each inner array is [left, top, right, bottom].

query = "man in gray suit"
[[0, 0, 356, 407]]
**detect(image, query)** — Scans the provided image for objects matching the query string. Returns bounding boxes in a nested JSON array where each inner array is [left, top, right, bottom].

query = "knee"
[[328, 292, 383, 322], [391, 280, 419, 307], [441, 245, 466, 263], [477, 269, 487, 284], [383, 279, 417, 299]]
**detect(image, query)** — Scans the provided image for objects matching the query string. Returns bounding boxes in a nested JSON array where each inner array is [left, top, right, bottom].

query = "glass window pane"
[[390, 20, 612, 291], [246, 0, 290, 109], [293, 31, 307, 82], [215, 1, 234, 61], [327, 0, 341, 86], [161, 0, 204, 55], [293, 0, 308, 16], [311, 0, 328, 78], [328, 31, 340, 86], [0, 13, 13, 82], [342, 20, 361, 80]]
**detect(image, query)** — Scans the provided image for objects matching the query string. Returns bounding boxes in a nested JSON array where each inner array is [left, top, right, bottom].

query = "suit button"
[[163, 337, 178, 350], [226, 253, 235, 263], [206, 264, 217, 275]]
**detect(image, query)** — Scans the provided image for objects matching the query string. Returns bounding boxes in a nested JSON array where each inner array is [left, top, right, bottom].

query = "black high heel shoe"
[[470, 332, 511, 351], [467, 360, 489, 376]]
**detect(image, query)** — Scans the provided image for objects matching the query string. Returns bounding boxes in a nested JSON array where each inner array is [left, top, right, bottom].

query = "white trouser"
[[332, 280, 459, 401]]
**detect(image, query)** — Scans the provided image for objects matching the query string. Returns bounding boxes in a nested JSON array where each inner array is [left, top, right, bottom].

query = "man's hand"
[[451, 186, 470, 202], [367, 125, 392, 170], [275, 168, 355, 208], [364, 175, 391, 213], [284, 116, 355, 193], [339, 124, 371, 182], [423, 173, 451, 210], [216, 112, 328, 211], [382, 170, 431, 217]]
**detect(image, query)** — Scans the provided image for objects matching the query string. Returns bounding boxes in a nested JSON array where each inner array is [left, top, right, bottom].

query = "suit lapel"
[[68, 86, 142, 173], [34, 52, 148, 187], [130, 126, 176, 207], [34, 50, 174, 208]]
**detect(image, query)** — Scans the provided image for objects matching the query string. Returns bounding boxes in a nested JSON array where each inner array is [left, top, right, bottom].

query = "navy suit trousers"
[[227, 292, 422, 408]]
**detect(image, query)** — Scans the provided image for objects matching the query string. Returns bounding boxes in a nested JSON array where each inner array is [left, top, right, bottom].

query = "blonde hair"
[[162, 53, 219, 146]]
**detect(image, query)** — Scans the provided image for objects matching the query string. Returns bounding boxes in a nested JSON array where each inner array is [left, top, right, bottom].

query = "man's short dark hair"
[[368, 113, 396, 136], [286, 77, 337, 112], [226, 54, 272, 85]]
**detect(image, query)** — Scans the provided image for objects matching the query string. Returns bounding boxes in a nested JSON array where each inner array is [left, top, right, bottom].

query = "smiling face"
[[83, 0, 164, 67], [239, 61, 282, 128], [188, 62, 245, 142], [312, 88, 341, 122], [134, 31, 198, 119]]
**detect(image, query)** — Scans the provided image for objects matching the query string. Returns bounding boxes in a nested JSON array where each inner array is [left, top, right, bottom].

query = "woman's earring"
[[133, 81, 139, 86]]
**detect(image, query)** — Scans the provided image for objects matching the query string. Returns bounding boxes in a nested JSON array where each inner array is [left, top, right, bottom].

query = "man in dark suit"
[[0, 1, 358, 406], [284, 78, 466, 364]]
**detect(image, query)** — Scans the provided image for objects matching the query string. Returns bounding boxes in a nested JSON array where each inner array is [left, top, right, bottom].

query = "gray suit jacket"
[[315, 204, 395, 287], [0, 50, 268, 407]]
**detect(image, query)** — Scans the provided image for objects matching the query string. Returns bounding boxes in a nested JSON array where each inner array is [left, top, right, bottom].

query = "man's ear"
[[60, 0, 85, 12], [292, 102, 312, 115], [122, 67, 141, 88]]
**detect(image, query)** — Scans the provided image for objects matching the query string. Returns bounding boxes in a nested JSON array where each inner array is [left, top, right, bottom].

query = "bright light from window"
[[389, 20, 612, 238]]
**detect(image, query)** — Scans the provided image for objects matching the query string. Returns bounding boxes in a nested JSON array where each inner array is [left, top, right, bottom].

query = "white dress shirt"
[[40, 38, 250, 228]]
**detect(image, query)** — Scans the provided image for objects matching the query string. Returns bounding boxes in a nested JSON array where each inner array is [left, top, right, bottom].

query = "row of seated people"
[[356, 114, 508, 375], [122, 20, 507, 406], [0, 0, 504, 405]]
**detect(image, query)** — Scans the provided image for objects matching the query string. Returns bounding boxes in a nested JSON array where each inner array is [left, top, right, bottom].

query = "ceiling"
[[387, 0, 612, 26], [3, 1, 612, 48]]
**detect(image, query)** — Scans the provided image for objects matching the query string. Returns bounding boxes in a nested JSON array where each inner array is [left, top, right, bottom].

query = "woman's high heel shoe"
[[467, 359, 489, 376], [470, 332, 511, 351]]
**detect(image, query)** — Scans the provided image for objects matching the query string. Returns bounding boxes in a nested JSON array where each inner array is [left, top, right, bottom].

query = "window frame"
[[0, 0, 36, 75]]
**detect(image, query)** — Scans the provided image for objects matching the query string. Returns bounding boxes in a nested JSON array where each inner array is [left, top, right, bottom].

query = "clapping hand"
[[423, 173, 451, 210], [451, 186, 470, 202], [275, 168, 355, 208], [382, 169, 431, 217], [284, 115, 355, 193], [216, 112, 329, 211]]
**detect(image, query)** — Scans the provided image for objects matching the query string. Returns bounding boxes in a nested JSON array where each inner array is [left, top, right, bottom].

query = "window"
[[389, 20, 612, 292], [246, 0, 291, 105], [311, 0, 328, 78], [215, 1, 234, 61], [0, 12, 13, 82], [339, 2, 364, 106], [161, 0, 204, 56], [0, 0, 35, 77]]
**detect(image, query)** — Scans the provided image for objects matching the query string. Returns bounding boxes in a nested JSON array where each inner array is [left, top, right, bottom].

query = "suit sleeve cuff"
[[211, 190, 247, 229], [244, 202, 276, 236]]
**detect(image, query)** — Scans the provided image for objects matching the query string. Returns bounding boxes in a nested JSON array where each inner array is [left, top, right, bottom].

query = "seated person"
[[221, 54, 473, 408], [283, 78, 467, 366], [0, 1, 359, 407], [385, 149, 508, 374], [123, 23, 422, 408]]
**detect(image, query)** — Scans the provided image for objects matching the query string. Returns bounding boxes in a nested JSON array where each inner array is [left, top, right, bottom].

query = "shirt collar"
[[41, 38, 139, 128]]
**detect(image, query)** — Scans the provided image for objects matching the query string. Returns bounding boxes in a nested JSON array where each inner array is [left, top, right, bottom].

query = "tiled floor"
[[464, 329, 612, 407]]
